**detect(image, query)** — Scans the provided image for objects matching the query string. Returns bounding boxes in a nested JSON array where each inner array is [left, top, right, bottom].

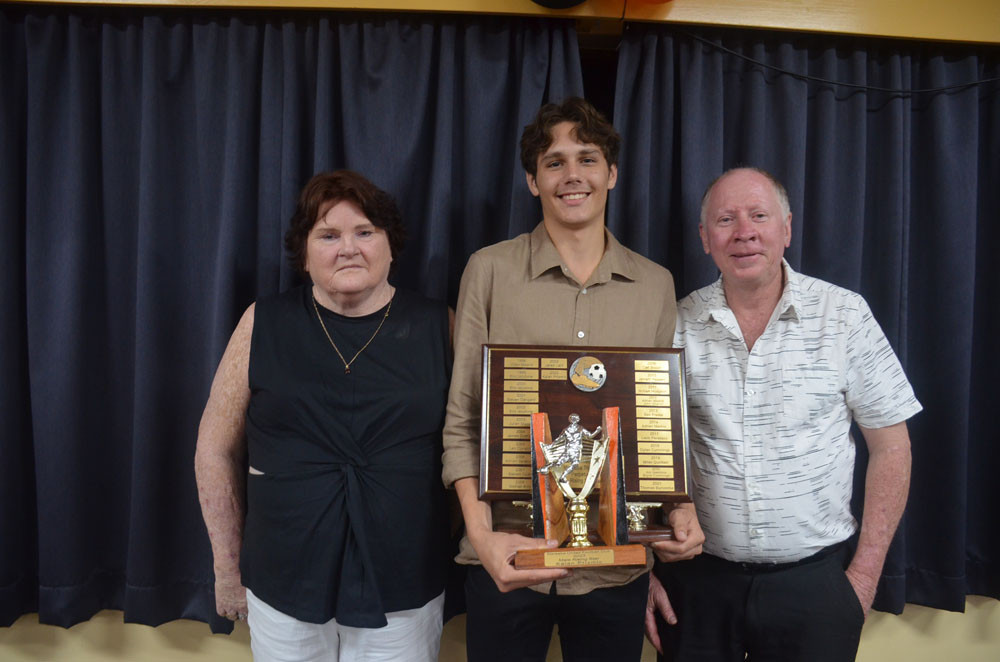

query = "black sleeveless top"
[[241, 284, 451, 627]]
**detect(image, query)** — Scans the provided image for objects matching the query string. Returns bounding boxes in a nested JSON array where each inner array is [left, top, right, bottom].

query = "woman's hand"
[[215, 572, 248, 621]]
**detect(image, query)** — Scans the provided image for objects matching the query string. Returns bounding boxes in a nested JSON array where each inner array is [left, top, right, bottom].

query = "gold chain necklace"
[[311, 293, 393, 374]]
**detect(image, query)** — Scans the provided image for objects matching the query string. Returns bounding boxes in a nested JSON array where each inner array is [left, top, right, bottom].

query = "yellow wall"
[[8, 0, 1000, 43], [626, 0, 1000, 44], [2, 597, 999, 661]]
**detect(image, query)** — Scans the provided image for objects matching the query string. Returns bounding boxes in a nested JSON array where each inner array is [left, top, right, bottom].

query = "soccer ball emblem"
[[587, 363, 607, 385], [570, 355, 607, 392]]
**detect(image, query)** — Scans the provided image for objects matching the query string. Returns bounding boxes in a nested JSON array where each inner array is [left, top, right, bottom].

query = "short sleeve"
[[844, 295, 922, 428]]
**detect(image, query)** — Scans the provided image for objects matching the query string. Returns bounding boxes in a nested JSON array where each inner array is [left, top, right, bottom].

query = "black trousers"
[[654, 545, 864, 662], [464, 565, 649, 662]]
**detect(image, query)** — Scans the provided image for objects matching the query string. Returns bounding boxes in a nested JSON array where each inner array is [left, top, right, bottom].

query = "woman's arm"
[[194, 304, 255, 620]]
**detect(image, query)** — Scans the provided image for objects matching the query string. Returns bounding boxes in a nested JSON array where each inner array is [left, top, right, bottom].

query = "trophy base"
[[514, 543, 646, 569]]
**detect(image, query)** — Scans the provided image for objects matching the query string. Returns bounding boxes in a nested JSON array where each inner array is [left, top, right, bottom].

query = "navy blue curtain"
[[611, 24, 1000, 613], [0, 5, 583, 631]]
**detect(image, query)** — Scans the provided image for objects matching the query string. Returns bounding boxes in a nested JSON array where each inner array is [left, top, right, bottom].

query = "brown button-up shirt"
[[443, 222, 677, 594]]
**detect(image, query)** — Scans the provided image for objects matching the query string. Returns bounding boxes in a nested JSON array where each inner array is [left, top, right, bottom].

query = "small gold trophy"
[[537, 413, 605, 547], [514, 407, 646, 569]]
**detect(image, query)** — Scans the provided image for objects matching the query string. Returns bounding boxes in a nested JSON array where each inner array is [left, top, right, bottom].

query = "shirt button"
[[581, 288, 588, 294], [577, 331, 585, 339]]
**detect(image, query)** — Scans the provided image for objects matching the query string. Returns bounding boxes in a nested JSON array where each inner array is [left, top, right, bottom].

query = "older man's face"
[[699, 170, 791, 291]]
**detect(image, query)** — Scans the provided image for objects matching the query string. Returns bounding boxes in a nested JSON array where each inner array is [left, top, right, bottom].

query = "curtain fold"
[[0, 6, 35, 631], [611, 24, 1000, 613], [0, 6, 583, 631]]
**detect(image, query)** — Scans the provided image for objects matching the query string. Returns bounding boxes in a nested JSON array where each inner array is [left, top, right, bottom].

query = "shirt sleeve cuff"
[[442, 446, 480, 488]]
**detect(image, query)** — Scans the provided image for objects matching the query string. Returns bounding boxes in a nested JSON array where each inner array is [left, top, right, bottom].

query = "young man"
[[650, 167, 921, 661], [442, 98, 703, 661]]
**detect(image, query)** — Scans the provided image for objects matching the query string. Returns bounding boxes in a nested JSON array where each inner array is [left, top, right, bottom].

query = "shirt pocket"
[[780, 350, 845, 423]]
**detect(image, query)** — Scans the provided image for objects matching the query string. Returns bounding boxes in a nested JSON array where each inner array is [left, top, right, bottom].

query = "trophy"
[[537, 412, 604, 548], [514, 408, 645, 568], [479, 345, 692, 568]]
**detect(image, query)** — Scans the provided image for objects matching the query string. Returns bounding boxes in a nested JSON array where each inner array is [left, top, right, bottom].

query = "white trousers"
[[246, 588, 444, 662]]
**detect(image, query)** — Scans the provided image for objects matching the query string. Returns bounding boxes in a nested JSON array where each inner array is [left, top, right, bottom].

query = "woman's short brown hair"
[[284, 170, 406, 276], [519, 97, 621, 177]]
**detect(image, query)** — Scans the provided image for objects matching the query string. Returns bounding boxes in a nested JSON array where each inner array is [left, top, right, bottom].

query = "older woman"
[[195, 170, 451, 661]]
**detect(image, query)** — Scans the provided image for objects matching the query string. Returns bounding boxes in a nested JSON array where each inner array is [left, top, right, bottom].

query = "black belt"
[[708, 542, 846, 573]]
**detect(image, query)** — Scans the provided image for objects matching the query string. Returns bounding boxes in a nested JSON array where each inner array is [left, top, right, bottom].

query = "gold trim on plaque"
[[504, 391, 539, 403], [502, 465, 532, 478], [503, 380, 539, 391], [635, 360, 670, 371], [637, 454, 673, 466], [502, 452, 532, 465], [543, 549, 615, 567], [636, 418, 671, 430], [503, 403, 539, 415], [635, 383, 670, 395], [638, 466, 675, 479], [501, 478, 532, 491], [636, 430, 672, 442], [635, 395, 671, 407], [637, 442, 673, 455], [503, 440, 531, 453]]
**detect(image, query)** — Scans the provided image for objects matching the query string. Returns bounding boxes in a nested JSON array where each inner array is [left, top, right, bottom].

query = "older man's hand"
[[650, 504, 704, 563]]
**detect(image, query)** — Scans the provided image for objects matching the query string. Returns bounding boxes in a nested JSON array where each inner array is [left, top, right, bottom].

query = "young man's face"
[[526, 121, 618, 233]]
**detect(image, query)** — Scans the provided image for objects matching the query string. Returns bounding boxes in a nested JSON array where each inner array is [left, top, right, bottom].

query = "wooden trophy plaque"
[[480, 345, 691, 549]]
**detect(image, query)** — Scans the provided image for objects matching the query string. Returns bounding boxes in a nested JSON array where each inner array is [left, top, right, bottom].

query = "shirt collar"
[[702, 258, 801, 324], [778, 260, 802, 322], [528, 222, 636, 286]]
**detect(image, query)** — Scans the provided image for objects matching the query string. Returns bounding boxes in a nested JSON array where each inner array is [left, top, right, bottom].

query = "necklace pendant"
[[313, 292, 393, 379]]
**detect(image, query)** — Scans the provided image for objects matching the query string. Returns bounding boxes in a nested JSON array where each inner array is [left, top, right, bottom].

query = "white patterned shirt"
[[674, 260, 922, 563]]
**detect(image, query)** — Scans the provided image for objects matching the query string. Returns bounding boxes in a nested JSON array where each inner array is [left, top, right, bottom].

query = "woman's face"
[[304, 199, 392, 312]]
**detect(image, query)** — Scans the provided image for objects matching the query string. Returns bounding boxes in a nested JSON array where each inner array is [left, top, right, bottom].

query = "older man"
[[649, 167, 921, 661]]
